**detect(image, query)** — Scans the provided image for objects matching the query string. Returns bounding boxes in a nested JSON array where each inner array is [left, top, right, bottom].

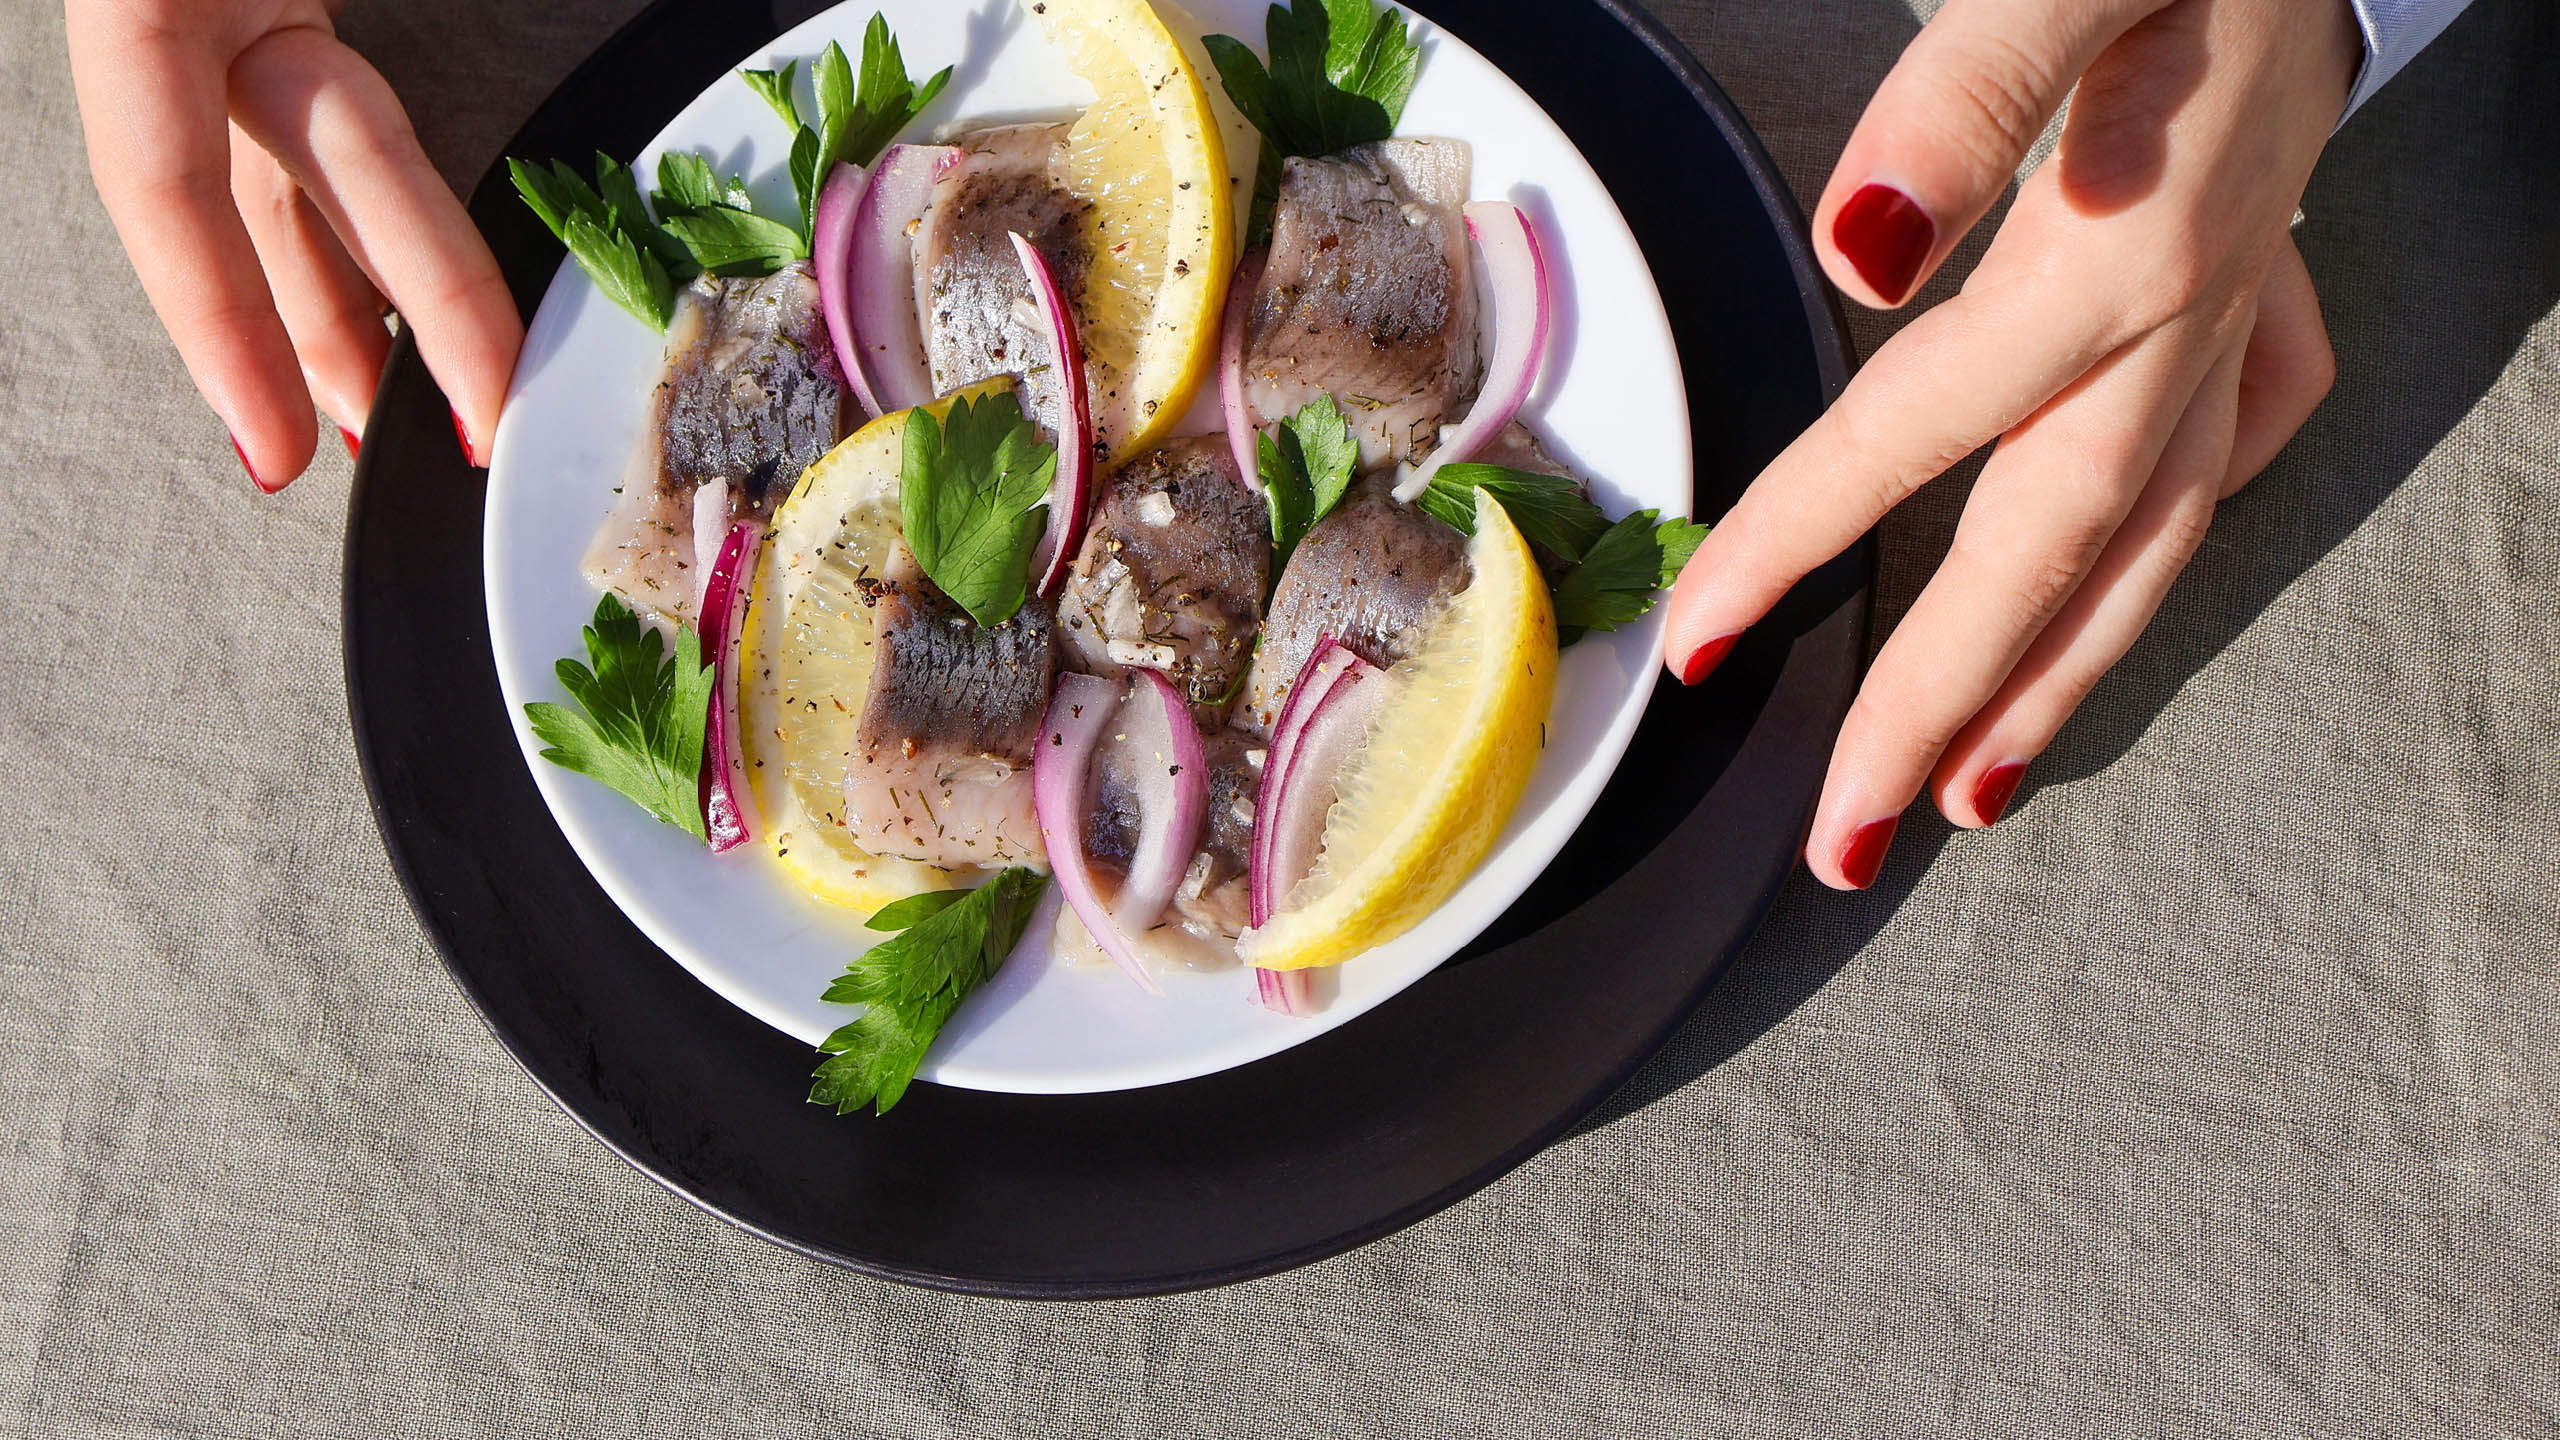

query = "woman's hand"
[[67, 0, 521, 490], [1663, 0, 2359, 888]]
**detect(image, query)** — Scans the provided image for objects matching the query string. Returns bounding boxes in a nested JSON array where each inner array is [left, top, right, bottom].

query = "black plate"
[[347, 0, 1864, 1298]]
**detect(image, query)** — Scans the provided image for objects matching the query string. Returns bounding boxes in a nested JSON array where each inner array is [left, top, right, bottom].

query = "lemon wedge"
[[1240, 489, 1560, 971], [739, 383, 1012, 913], [1037, 0, 1233, 463]]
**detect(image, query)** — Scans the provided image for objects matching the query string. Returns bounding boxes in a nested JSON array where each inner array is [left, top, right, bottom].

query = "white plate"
[[484, 0, 1690, 1094]]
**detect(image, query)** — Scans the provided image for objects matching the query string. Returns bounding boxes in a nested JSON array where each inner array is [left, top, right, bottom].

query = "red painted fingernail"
[[1833, 183, 1934, 305], [1971, 761, 2028, 825], [1677, 632, 1740, 686], [231, 435, 283, 494], [339, 427, 361, 460], [1837, 815, 1900, 890], [450, 407, 477, 465]]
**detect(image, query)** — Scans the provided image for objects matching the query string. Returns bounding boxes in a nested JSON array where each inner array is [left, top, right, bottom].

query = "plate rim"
[[344, 0, 1865, 1299]]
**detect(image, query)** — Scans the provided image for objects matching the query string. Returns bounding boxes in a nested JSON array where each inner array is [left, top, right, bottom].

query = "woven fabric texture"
[[2, 0, 2553, 1435]]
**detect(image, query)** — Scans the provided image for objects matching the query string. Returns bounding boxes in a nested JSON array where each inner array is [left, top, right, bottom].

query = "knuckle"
[[1931, 32, 2056, 176]]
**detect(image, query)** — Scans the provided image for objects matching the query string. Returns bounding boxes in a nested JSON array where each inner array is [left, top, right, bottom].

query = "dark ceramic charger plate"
[[346, 0, 1865, 1297]]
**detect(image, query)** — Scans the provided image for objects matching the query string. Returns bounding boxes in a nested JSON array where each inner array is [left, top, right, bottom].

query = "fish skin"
[[1057, 436, 1271, 727], [841, 546, 1056, 869], [1241, 476, 1471, 737], [582, 263, 848, 627], [1243, 140, 1480, 471], [915, 124, 1090, 446]]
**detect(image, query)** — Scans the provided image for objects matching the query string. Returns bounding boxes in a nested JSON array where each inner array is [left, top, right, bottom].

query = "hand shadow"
[[1579, 0, 2558, 1136]]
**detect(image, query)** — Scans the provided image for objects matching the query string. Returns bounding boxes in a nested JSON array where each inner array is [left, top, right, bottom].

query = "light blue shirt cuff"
[[2342, 0, 2473, 117]]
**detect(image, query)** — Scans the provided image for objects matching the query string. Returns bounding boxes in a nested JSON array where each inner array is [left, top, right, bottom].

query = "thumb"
[[1816, 0, 2163, 307]]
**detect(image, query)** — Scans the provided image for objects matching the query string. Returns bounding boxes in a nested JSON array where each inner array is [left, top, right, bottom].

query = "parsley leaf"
[[508, 156, 682, 328], [810, 867, 1048, 1114], [1549, 509, 1712, 643], [1258, 396, 1359, 577], [658, 206, 810, 276], [1422, 465, 1709, 644], [754, 18, 952, 241], [1206, 0, 1422, 242], [522, 593, 711, 838], [899, 393, 1057, 628], [1417, 463, 1612, 566]]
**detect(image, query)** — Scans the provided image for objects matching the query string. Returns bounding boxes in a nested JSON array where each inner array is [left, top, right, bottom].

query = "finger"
[[68, 9, 314, 491], [1803, 323, 2219, 889], [1663, 227, 2116, 683], [1814, 0, 2165, 307], [226, 27, 522, 466], [1928, 326, 2249, 828], [229, 123, 390, 449], [2223, 236, 2333, 495]]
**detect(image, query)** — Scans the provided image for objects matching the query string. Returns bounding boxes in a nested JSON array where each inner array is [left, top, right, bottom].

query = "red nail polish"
[[1677, 632, 1740, 686], [1971, 761, 2028, 825], [1832, 183, 1935, 305], [231, 435, 283, 494], [450, 407, 477, 465], [1838, 815, 1900, 890], [339, 427, 361, 460]]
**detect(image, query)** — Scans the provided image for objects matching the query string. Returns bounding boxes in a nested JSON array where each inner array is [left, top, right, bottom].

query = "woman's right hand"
[[67, 0, 522, 490]]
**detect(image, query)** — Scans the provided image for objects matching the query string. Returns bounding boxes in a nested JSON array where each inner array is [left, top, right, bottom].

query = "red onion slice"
[[1111, 669, 1210, 937], [689, 477, 730, 618], [1247, 637, 1344, 918], [1033, 673, 1166, 995], [1256, 965, 1312, 1017], [1250, 651, 1388, 926], [1009, 231, 1094, 597], [697, 518, 766, 853], [811, 160, 878, 416], [848, 144, 956, 415], [1218, 247, 1267, 489], [1392, 201, 1552, 501]]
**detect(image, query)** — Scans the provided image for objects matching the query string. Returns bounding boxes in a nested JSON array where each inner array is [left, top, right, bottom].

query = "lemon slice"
[[1241, 490, 1560, 971], [1038, 0, 1233, 462], [739, 383, 1010, 912]]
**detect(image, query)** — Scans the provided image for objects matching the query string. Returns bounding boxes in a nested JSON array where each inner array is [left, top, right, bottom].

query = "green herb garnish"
[[1257, 396, 1359, 577], [810, 867, 1050, 1115], [899, 393, 1057, 628], [522, 593, 711, 838], [746, 16, 952, 240], [508, 155, 685, 329], [1422, 464, 1709, 644], [1205, 0, 1423, 243]]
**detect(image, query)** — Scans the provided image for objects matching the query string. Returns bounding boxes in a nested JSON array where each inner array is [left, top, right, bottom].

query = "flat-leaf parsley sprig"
[[810, 868, 1050, 1115], [899, 393, 1058, 629], [1418, 464, 1708, 643], [522, 593, 713, 838], [1257, 395, 1359, 579], [740, 15, 951, 241], [1205, 0, 1423, 242]]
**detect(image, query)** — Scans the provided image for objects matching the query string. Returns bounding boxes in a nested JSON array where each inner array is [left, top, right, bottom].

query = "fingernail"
[[450, 407, 478, 465], [1971, 761, 2028, 826], [1677, 632, 1740, 686], [339, 427, 361, 460], [1833, 183, 1934, 305], [1837, 814, 1900, 890], [231, 435, 283, 495]]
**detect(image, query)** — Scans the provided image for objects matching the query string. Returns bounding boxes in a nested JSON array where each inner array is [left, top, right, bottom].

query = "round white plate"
[[484, 0, 1690, 1094]]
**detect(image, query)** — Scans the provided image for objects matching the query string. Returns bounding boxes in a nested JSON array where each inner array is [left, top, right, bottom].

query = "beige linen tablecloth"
[[3, 0, 2553, 1434]]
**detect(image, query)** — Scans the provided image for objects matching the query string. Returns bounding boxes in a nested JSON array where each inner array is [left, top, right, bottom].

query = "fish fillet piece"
[[841, 546, 1057, 869], [583, 263, 849, 625], [1242, 140, 1479, 470], [1057, 436, 1271, 726], [914, 124, 1089, 445], [1242, 477, 1471, 736]]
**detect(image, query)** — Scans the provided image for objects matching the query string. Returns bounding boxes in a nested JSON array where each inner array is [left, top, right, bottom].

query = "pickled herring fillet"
[[841, 546, 1057, 870], [1241, 477, 1471, 736], [1241, 140, 1479, 471], [1056, 436, 1271, 726], [914, 125, 1091, 444], [582, 263, 849, 626]]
